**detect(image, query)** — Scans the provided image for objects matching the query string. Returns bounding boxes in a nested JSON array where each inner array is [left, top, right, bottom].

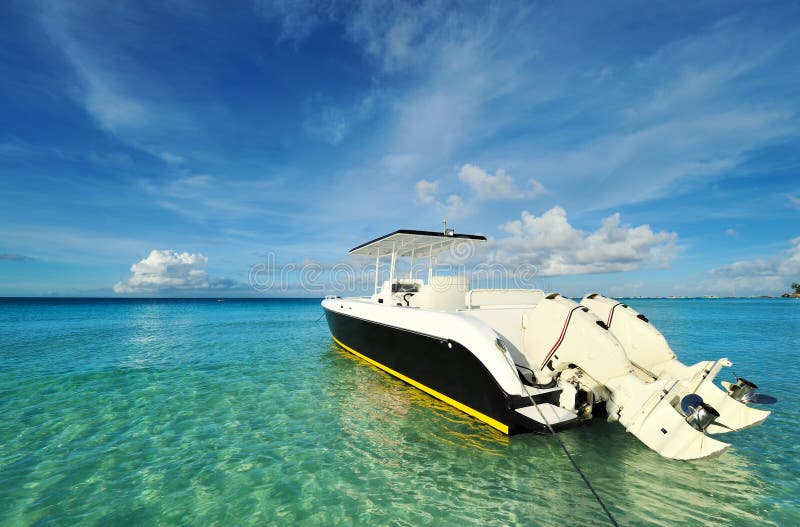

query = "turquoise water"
[[0, 298, 797, 526]]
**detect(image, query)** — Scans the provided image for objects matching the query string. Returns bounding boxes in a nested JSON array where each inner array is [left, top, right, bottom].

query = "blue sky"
[[1, 0, 798, 297]]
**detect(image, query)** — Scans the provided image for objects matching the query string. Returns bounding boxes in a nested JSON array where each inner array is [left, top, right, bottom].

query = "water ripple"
[[0, 298, 797, 525]]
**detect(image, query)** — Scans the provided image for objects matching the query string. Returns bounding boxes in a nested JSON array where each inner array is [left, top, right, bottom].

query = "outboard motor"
[[580, 294, 775, 434], [722, 377, 778, 405], [680, 394, 727, 432], [521, 294, 730, 460], [728, 377, 758, 402]]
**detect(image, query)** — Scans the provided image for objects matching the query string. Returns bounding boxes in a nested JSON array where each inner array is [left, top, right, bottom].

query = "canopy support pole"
[[373, 250, 380, 295], [427, 244, 434, 282], [389, 244, 396, 286]]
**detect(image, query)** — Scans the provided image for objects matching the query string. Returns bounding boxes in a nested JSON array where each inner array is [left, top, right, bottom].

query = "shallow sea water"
[[0, 297, 797, 526]]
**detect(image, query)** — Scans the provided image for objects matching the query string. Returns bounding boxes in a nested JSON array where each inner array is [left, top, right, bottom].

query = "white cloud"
[[381, 153, 418, 174], [82, 73, 149, 133], [301, 88, 378, 145], [159, 151, 185, 164], [458, 164, 516, 199], [256, 0, 468, 72], [114, 250, 236, 293], [303, 104, 348, 145], [137, 174, 274, 221], [787, 195, 800, 210], [489, 206, 678, 276], [340, 0, 460, 72], [38, 2, 195, 163], [415, 179, 439, 204], [309, 4, 798, 214], [0, 141, 35, 158], [529, 179, 548, 197], [703, 238, 800, 295], [442, 194, 467, 219], [458, 164, 548, 200], [718, 238, 800, 276], [413, 179, 468, 219], [726, 228, 738, 237], [40, 4, 147, 135], [254, 0, 328, 42], [414, 164, 547, 220]]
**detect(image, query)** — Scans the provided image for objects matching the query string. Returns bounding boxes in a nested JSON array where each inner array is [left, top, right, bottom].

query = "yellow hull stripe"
[[331, 335, 510, 434]]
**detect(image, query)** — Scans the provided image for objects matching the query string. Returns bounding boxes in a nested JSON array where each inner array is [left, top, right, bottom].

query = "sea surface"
[[0, 297, 797, 526]]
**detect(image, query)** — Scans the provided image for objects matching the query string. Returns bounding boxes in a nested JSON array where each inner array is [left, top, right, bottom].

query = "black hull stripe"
[[324, 307, 516, 434], [331, 335, 509, 433]]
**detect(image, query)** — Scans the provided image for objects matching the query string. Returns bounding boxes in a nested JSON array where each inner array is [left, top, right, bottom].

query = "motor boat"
[[321, 228, 776, 460]]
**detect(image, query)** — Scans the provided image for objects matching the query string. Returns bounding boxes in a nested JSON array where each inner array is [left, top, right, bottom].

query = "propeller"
[[745, 393, 778, 404], [728, 377, 778, 405], [680, 394, 732, 432]]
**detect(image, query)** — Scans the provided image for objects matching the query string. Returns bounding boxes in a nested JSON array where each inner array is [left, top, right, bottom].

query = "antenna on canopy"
[[443, 218, 454, 237]]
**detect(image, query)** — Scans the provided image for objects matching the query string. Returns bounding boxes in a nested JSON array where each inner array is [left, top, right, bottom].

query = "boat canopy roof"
[[349, 229, 487, 257]]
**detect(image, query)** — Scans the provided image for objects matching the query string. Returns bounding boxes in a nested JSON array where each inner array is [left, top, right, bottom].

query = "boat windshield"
[[391, 282, 419, 293]]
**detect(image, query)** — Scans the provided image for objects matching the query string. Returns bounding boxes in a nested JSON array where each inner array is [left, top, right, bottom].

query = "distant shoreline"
[[1, 295, 798, 301]]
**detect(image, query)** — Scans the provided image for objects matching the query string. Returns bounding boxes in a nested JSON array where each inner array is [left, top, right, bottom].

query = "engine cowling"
[[520, 294, 730, 460], [522, 293, 632, 382], [580, 294, 771, 434]]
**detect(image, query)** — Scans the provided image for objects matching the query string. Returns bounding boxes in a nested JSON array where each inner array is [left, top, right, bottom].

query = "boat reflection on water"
[[558, 423, 770, 526], [327, 343, 509, 459], [323, 339, 777, 525]]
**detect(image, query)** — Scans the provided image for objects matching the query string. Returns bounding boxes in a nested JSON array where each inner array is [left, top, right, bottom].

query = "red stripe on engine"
[[540, 306, 579, 370], [606, 302, 622, 327]]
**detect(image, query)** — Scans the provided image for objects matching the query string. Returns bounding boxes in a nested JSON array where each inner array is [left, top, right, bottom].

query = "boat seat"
[[408, 276, 468, 311], [466, 289, 545, 309]]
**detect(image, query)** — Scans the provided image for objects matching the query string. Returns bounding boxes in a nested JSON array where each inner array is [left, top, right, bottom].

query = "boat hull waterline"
[[324, 307, 578, 435]]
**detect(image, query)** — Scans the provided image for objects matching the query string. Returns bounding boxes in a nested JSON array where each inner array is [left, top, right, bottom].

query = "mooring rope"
[[501, 352, 620, 527]]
